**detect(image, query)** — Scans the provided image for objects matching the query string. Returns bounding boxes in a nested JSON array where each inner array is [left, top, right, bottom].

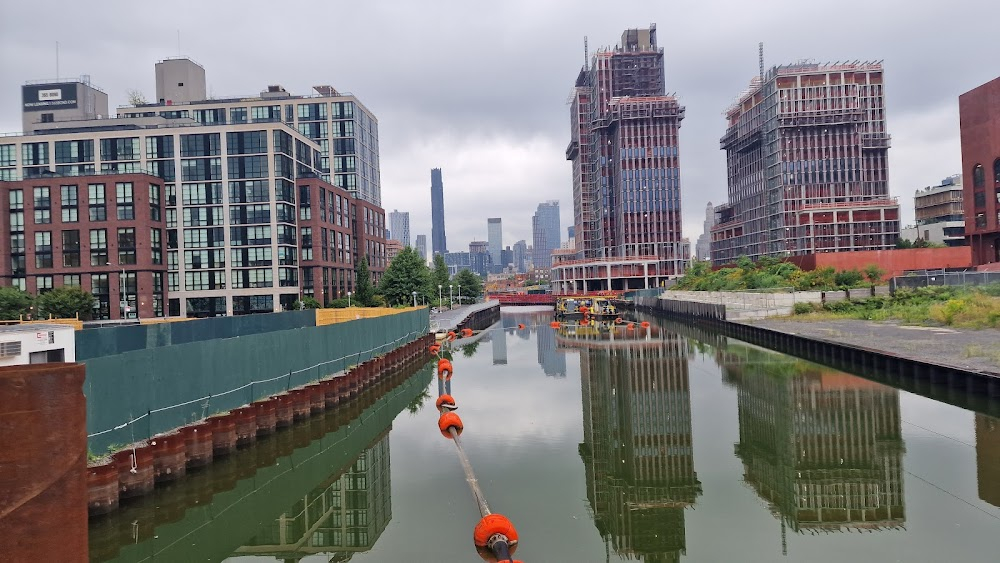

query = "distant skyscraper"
[[388, 210, 410, 248], [415, 234, 428, 263], [431, 168, 448, 256], [487, 218, 503, 268], [557, 24, 687, 292], [469, 240, 491, 277], [532, 201, 560, 270], [695, 201, 716, 261], [512, 240, 528, 273]]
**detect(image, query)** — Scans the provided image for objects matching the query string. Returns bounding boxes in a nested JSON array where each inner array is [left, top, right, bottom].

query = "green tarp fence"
[[83, 309, 429, 453]]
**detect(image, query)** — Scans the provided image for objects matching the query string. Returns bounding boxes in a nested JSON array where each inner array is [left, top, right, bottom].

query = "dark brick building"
[[1, 172, 168, 319], [296, 177, 386, 305], [959, 76, 1000, 265]]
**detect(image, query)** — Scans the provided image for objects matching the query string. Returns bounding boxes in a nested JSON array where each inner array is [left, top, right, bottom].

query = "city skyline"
[[2, 2, 993, 256]]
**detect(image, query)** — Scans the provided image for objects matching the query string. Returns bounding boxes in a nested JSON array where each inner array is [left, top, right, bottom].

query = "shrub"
[[834, 269, 864, 288], [792, 301, 816, 315]]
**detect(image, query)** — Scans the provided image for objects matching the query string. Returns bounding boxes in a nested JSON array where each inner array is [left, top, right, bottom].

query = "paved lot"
[[744, 318, 1000, 374]]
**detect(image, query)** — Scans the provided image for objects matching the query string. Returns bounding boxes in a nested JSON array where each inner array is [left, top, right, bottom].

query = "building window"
[[0, 144, 16, 167], [250, 105, 281, 123], [60, 185, 78, 222], [149, 183, 161, 221], [116, 182, 134, 220], [973, 164, 985, 189], [975, 191, 987, 208], [54, 140, 94, 163], [33, 186, 51, 224], [180, 133, 221, 157], [91, 274, 110, 320], [181, 182, 224, 205], [22, 142, 49, 165], [226, 131, 268, 155], [62, 230, 80, 267], [230, 107, 248, 124], [100, 138, 141, 161], [301, 227, 313, 261], [229, 180, 270, 203], [151, 228, 162, 264], [231, 268, 273, 289], [181, 158, 222, 181], [88, 184, 106, 221], [117, 227, 136, 264], [34, 231, 52, 268], [36, 275, 53, 293], [89, 229, 107, 266], [145, 136, 174, 159], [63, 274, 81, 287], [976, 213, 987, 229], [994, 158, 1000, 186]]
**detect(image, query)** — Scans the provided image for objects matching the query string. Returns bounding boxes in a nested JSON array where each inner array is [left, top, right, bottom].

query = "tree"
[[295, 296, 322, 309], [354, 256, 375, 307], [432, 254, 450, 302], [378, 247, 432, 306], [126, 89, 148, 106], [35, 287, 94, 320], [0, 287, 33, 320], [896, 238, 914, 249], [913, 237, 930, 248], [453, 269, 482, 302], [863, 264, 886, 296]]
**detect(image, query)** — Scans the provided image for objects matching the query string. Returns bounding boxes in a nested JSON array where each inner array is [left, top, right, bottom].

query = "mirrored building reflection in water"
[[720, 345, 905, 547], [235, 431, 392, 561], [975, 414, 1000, 508], [570, 327, 702, 562]]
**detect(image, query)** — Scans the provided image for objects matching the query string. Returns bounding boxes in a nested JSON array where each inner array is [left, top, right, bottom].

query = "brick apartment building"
[[959, 76, 1000, 266], [1, 58, 386, 319]]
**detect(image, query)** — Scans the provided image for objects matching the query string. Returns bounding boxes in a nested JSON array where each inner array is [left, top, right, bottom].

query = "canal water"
[[89, 310, 1000, 562]]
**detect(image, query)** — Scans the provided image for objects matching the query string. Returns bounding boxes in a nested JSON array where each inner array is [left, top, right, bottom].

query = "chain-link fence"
[[890, 271, 1000, 293]]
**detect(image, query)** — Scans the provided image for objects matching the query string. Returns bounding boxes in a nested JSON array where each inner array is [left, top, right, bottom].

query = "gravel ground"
[[743, 317, 1000, 375]]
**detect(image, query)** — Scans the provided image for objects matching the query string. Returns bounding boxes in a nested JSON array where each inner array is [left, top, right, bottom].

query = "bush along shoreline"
[[675, 256, 884, 292]]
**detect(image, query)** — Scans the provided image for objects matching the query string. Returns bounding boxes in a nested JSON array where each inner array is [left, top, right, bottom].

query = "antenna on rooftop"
[[584, 36, 589, 69], [758, 42, 764, 83]]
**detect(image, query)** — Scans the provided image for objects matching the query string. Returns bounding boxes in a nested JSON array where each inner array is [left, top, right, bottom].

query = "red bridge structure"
[[489, 292, 622, 306]]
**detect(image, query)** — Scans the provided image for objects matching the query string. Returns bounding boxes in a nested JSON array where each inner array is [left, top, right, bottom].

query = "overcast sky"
[[1, 1, 997, 253]]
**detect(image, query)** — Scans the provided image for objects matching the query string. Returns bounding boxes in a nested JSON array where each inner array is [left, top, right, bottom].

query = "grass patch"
[[793, 284, 1000, 329]]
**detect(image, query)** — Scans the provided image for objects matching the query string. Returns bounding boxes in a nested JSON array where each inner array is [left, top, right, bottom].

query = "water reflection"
[[569, 322, 702, 562], [502, 310, 567, 376], [236, 432, 391, 560], [976, 414, 1000, 508], [720, 344, 906, 540]]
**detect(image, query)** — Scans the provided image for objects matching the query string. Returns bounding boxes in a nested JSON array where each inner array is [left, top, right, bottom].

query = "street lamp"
[[412, 291, 417, 307], [438, 284, 442, 308], [347, 291, 352, 307], [458, 284, 462, 306], [449, 284, 453, 310]]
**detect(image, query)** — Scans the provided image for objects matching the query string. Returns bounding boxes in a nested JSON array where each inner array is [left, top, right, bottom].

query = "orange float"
[[517, 323, 525, 329], [438, 411, 463, 438], [437, 358, 454, 379], [435, 394, 457, 410], [549, 321, 560, 328], [429, 344, 441, 354], [474, 513, 519, 550], [626, 323, 635, 331], [640, 321, 651, 328], [614, 317, 623, 324], [461, 328, 474, 337]]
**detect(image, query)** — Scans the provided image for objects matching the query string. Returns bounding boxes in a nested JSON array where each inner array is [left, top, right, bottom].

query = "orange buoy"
[[626, 323, 635, 331], [429, 344, 441, 354], [461, 328, 474, 337], [640, 321, 650, 328], [447, 331, 456, 338], [438, 358, 454, 379], [578, 305, 589, 314], [473, 513, 519, 548], [435, 394, 457, 410], [517, 323, 525, 329], [614, 317, 623, 324], [549, 321, 560, 328], [438, 411, 463, 438]]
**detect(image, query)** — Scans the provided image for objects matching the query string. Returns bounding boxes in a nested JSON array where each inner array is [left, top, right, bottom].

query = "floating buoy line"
[[430, 333, 524, 563]]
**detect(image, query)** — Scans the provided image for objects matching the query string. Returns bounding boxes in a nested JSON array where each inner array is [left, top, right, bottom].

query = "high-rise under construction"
[[556, 24, 688, 293], [712, 61, 900, 265]]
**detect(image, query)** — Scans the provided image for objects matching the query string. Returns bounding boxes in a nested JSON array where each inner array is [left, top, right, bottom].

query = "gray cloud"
[[2, 0, 997, 252]]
